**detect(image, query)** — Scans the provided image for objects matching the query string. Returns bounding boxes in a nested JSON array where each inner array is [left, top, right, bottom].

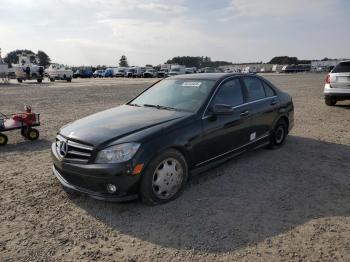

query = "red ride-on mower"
[[0, 106, 40, 146]]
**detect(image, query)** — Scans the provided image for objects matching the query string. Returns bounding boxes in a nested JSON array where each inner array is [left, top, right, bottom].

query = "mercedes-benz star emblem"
[[58, 140, 68, 157]]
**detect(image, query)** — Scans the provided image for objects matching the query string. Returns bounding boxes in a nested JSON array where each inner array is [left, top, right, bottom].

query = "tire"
[[268, 119, 288, 149], [0, 133, 8, 146], [67, 78, 72, 82], [325, 96, 336, 106], [50, 78, 55, 82], [26, 128, 39, 141], [17, 79, 23, 83], [140, 149, 188, 205], [37, 79, 42, 83]]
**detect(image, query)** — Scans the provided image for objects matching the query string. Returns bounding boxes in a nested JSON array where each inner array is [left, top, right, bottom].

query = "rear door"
[[330, 62, 350, 89], [242, 76, 279, 140]]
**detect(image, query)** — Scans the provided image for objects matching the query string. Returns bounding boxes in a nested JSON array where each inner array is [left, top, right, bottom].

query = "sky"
[[0, 0, 349, 66]]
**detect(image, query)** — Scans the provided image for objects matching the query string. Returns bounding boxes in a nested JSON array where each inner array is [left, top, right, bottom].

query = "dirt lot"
[[1, 74, 349, 261]]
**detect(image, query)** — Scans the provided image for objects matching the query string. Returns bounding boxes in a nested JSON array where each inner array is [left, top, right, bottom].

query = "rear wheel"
[[26, 128, 39, 141], [50, 78, 55, 82], [37, 79, 42, 83], [268, 119, 288, 149], [325, 96, 336, 106], [17, 79, 23, 83], [140, 149, 188, 205], [0, 133, 8, 146], [67, 78, 72, 82]]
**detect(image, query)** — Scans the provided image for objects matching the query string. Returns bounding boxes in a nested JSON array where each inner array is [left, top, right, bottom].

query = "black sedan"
[[52, 73, 294, 205]]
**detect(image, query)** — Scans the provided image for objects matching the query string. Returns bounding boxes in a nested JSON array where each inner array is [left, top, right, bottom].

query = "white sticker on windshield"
[[182, 82, 202, 87]]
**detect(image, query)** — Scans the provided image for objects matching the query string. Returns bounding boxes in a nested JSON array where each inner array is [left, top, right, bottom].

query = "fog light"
[[106, 184, 117, 193]]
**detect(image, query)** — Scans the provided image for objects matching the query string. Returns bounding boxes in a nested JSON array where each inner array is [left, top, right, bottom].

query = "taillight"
[[325, 74, 330, 84]]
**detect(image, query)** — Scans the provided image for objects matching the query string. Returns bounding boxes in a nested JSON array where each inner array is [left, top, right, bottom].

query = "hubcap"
[[0, 137, 5, 143], [152, 158, 183, 199], [29, 131, 36, 139], [275, 126, 285, 144]]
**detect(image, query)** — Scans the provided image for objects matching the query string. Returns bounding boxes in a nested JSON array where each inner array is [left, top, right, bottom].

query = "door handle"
[[270, 100, 277, 106], [240, 110, 249, 117]]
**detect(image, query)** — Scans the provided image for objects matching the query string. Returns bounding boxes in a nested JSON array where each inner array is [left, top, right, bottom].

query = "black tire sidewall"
[[325, 96, 336, 106], [140, 149, 188, 205], [269, 120, 287, 148], [27, 128, 39, 141], [0, 133, 8, 145]]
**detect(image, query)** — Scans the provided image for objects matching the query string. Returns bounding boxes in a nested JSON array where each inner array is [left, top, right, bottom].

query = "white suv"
[[324, 61, 350, 106]]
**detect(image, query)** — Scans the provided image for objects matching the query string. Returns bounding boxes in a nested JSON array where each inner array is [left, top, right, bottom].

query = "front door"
[[194, 77, 251, 166]]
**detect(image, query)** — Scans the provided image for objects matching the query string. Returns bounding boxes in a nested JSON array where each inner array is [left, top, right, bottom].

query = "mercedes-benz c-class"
[[52, 73, 294, 205]]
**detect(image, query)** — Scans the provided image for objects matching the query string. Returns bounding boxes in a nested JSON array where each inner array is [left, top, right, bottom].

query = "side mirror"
[[211, 104, 234, 115]]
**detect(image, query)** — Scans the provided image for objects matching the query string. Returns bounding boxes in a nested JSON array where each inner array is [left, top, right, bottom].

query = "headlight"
[[95, 143, 140, 164]]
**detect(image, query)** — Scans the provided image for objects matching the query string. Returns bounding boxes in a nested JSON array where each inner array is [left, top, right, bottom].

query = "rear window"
[[262, 81, 276, 97], [332, 62, 350, 73], [243, 77, 266, 101]]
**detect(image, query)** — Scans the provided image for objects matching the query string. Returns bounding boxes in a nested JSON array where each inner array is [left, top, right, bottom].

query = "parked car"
[[168, 65, 186, 76], [73, 69, 93, 78], [185, 68, 195, 74], [52, 73, 294, 205], [93, 70, 105, 78], [46, 64, 73, 82], [126, 67, 142, 77], [104, 68, 114, 78], [157, 69, 169, 78], [115, 68, 126, 77], [200, 67, 215, 73], [324, 60, 350, 106], [143, 68, 156, 78]]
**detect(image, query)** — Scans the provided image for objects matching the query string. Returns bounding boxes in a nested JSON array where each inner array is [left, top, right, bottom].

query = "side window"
[[262, 81, 276, 97], [243, 77, 266, 101], [212, 79, 244, 107]]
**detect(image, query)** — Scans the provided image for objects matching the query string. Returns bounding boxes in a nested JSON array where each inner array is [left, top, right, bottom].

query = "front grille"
[[56, 135, 93, 163]]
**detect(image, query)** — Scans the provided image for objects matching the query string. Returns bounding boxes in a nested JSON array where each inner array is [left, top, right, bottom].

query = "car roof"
[[168, 73, 255, 81]]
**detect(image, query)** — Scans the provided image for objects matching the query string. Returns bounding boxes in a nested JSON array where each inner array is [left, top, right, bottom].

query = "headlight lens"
[[95, 143, 140, 164]]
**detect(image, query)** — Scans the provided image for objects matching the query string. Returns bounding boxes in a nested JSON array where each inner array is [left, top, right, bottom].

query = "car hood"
[[59, 105, 191, 146]]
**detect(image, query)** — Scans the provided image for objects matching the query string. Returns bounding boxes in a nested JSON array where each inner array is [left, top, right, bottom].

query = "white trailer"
[[45, 63, 73, 82]]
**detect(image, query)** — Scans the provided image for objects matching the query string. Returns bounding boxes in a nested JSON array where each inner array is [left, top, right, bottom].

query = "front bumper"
[[51, 143, 140, 202]]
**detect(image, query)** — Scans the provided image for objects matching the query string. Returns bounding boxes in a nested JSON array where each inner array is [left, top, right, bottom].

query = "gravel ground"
[[0, 74, 349, 261]]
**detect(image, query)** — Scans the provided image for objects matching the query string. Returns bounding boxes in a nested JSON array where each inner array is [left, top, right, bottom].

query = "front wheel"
[[268, 119, 288, 149], [37, 79, 42, 83], [26, 128, 40, 141], [140, 149, 188, 205]]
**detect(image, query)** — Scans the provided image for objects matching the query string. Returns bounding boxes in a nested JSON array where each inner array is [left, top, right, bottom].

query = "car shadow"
[[336, 104, 350, 109], [72, 135, 350, 253], [0, 138, 52, 153]]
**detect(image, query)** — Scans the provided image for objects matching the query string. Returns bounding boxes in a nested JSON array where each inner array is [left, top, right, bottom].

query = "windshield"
[[171, 68, 180, 72], [130, 79, 216, 112]]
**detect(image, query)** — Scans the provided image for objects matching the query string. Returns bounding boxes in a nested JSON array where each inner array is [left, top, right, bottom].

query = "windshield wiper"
[[143, 104, 180, 111], [128, 103, 141, 107]]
